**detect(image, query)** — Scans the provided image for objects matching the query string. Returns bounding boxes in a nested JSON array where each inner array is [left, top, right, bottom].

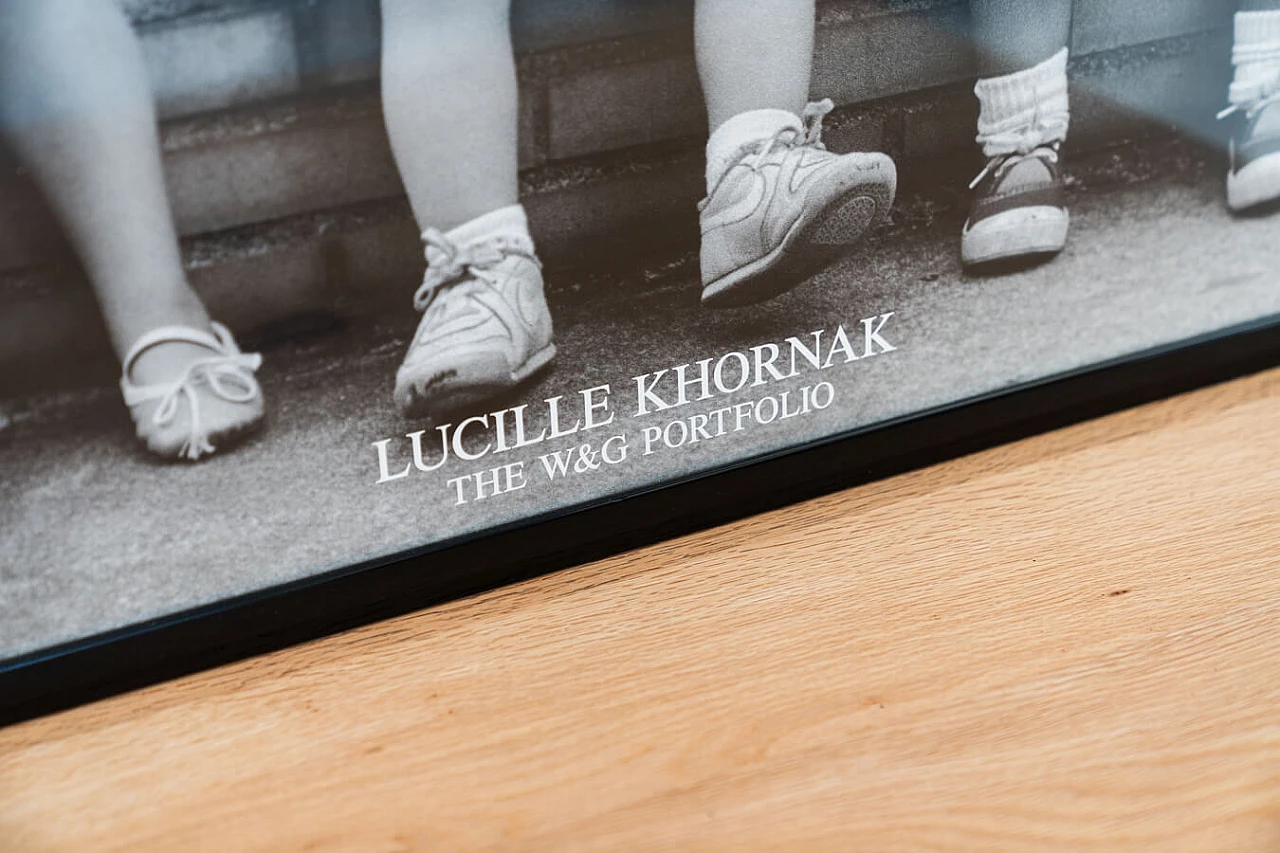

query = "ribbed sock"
[[974, 47, 1070, 158], [705, 108, 802, 193], [440, 204, 529, 246], [424, 204, 533, 269], [1230, 10, 1280, 105]]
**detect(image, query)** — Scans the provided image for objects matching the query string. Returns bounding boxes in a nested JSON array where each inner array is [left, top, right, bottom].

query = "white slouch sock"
[[1230, 10, 1280, 107], [973, 47, 1070, 158]]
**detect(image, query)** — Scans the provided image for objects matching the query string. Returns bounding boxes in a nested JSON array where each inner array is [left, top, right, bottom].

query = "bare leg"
[[970, 0, 1072, 77], [0, 0, 211, 381], [380, 0, 518, 232], [694, 0, 815, 133], [381, 0, 553, 418]]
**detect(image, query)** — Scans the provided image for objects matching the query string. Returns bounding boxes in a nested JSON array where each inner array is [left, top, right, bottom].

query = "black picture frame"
[[3, 315, 1277, 726]]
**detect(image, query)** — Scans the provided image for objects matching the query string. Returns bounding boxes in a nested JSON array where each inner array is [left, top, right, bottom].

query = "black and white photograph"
[[1, 0, 1278, 694]]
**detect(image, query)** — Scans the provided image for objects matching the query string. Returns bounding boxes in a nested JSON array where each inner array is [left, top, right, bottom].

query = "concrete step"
[[121, 0, 691, 119], [0, 3, 1236, 393], [2, 0, 968, 271], [113, 0, 1231, 119], [0, 0, 1233, 273]]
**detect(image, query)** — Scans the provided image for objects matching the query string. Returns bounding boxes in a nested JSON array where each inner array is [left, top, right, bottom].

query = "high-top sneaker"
[[1223, 93, 1280, 211], [962, 143, 1068, 266], [963, 48, 1071, 269], [1220, 11, 1280, 212]]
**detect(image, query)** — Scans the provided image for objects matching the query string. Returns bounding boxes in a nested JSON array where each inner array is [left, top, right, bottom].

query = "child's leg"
[[0, 0, 263, 459], [380, 0, 553, 417], [695, 0, 814, 191], [970, 0, 1072, 77], [0, 0, 209, 371], [693, 0, 897, 307], [969, 0, 1072, 157], [695, 0, 814, 133], [380, 0, 518, 232], [1223, 0, 1280, 210], [961, 0, 1073, 267]]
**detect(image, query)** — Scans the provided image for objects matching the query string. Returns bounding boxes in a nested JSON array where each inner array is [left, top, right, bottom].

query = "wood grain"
[[3, 368, 1280, 852]]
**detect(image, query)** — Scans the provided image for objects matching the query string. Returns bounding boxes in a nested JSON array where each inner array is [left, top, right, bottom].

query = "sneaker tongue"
[[1001, 155, 1052, 190], [1253, 99, 1280, 136], [425, 245, 450, 268]]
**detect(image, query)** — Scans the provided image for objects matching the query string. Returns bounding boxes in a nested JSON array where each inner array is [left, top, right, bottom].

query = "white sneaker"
[[699, 99, 897, 308], [394, 229, 555, 418], [1221, 89, 1280, 211]]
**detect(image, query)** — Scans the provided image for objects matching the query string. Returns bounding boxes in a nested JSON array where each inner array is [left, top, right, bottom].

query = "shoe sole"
[[961, 206, 1069, 268], [1228, 153, 1280, 211], [399, 343, 557, 420], [201, 414, 265, 459], [701, 174, 896, 309], [142, 411, 265, 463]]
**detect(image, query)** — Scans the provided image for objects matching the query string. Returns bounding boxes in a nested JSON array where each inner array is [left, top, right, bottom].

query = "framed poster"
[[2, 0, 1278, 722]]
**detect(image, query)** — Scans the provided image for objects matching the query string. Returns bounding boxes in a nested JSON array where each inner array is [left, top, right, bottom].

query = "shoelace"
[[969, 142, 1061, 191], [972, 89, 1068, 191], [743, 98, 835, 170], [698, 99, 837, 210], [1217, 76, 1280, 122], [149, 352, 262, 460], [412, 228, 539, 313]]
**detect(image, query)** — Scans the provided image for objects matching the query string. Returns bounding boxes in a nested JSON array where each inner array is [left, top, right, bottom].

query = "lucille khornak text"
[[371, 312, 899, 505]]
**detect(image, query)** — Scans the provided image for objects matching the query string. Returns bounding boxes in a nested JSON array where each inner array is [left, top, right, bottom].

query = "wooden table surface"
[[3, 368, 1279, 852]]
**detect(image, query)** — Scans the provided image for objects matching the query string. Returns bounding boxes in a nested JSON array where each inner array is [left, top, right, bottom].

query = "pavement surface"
[[2, 135, 1279, 661]]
